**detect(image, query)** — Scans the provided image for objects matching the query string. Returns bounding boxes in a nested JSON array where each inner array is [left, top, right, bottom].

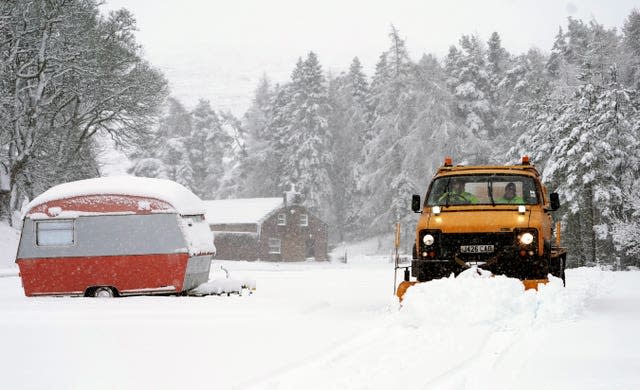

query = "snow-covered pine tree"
[[404, 54, 468, 177], [545, 26, 584, 97], [230, 77, 283, 198], [356, 26, 416, 235], [244, 74, 273, 142], [188, 99, 229, 198], [327, 57, 370, 241], [486, 32, 520, 158], [622, 9, 640, 88], [256, 83, 293, 195], [611, 180, 640, 268], [158, 98, 193, 139], [445, 34, 496, 160], [623, 9, 640, 58], [487, 32, 509, 78], [346, 57, 369, 104], [564, 17, 591, 65], [364, 52, 391, 143], [509, 86, 563, 172], [215, 111, 246, 198], [591, 71, 640, 268], [129, 97, 193, 187], [279, 52, 333, 216], [547, 27, 568, 78], [161, 138, 193, 188], [388, 143, 418, 251], [497, 49, 553, 157], [580, 21, 621, 87], [542, 62, 640, 267]]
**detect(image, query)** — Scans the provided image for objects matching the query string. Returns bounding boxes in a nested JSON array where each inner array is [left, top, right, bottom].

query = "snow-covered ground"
[[1, 225, 639, 389], [0, 223, 20, 275]]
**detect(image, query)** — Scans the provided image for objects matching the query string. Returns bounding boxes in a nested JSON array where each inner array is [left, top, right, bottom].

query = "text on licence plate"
[[460, 245, 494, 253]]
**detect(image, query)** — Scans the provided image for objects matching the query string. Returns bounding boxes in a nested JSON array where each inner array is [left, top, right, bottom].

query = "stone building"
[[204, 192, 328, 261]]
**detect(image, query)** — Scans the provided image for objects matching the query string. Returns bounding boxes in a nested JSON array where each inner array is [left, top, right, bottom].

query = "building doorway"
[[305, 238, 315, 259]]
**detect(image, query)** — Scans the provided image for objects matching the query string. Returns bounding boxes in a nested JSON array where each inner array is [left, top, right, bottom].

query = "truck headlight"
[[519, 232, 534, 245], [423, 234, 435, 246]]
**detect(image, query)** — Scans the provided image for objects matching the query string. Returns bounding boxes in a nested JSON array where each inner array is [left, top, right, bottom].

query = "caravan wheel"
[[92, 286, 116, 298]]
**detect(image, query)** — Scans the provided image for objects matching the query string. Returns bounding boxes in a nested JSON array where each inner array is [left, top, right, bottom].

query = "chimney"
[[284, 183, 302, 205]]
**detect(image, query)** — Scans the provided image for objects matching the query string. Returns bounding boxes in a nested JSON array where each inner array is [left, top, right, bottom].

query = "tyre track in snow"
[[418, 327, 529, 389], [237, 303, 523, 390], [234, 318, 395, 390], [238, 316, 509, 389]]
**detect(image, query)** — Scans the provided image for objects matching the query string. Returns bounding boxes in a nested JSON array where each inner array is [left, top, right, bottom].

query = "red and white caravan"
[[15, 176, 216, 297]]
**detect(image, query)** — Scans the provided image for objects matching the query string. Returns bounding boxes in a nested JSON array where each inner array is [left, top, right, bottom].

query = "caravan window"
[[36, 220, 74, 246]]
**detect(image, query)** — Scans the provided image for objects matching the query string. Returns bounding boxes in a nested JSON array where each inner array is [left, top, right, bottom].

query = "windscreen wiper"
[[444, 179, 450, 207], [488, 182, 495, 206]]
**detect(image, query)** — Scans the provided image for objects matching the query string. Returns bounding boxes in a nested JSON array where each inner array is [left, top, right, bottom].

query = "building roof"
[[24, 176, 207, 216], [203, 198, 284, 225]]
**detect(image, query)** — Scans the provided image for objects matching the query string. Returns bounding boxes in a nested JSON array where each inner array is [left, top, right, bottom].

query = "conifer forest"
[[2, 1, 640, 269]]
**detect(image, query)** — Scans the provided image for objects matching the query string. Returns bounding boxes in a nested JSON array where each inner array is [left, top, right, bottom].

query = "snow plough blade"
[[396, 280, 418, 302], [522, 278, 548, 291], [396, 278, 550, 302]]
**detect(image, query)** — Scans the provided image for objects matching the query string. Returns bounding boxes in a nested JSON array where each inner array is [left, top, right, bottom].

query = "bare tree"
[[0, 0, 167, 223]]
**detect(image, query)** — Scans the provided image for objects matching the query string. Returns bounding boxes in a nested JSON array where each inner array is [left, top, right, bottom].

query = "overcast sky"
[[101, 0, 638, 115]]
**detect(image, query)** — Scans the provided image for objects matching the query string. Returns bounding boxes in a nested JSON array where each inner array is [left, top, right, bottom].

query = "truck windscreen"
[[426, 175, 540, 206]]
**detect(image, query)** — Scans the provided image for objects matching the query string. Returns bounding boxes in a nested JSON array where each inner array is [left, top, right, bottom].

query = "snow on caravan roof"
[[24, 176, 206, 216], [203, 198, 284, 225]]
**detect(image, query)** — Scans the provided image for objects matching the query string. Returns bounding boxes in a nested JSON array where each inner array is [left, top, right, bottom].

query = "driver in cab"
[[438, 178, 478, 204], [496, 182, 524, 204]]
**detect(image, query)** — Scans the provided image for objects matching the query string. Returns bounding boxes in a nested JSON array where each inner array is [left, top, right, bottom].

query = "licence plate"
[[460, 245, 494, 253]]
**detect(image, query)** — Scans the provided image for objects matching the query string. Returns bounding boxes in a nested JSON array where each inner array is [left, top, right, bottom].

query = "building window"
[[299, 214, 308, 226], [277, 213, 286, 226], [36, 220, 74, 246], [268, 238, 281, 254]]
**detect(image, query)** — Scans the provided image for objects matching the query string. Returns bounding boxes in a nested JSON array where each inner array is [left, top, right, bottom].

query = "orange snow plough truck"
[[396, 156, 566, 301]]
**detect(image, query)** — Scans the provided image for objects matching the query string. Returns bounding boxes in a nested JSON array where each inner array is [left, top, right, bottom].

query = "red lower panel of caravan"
[[16, 253, 190, 296]]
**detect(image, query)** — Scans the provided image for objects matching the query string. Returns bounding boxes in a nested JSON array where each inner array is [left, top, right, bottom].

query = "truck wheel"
[[92, 286, 116, 298]]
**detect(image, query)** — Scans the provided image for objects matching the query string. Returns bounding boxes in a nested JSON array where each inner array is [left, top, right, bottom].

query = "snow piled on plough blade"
[[397, 267, 552, 301], [399, 267, 572, 325]]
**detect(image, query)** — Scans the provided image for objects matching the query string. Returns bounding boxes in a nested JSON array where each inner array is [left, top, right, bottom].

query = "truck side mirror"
[[550, 192, 560, 211], [411, 194, 422, 213]]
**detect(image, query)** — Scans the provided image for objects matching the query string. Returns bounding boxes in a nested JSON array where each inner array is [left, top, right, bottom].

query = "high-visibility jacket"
[[495, 196, 524, 204]]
